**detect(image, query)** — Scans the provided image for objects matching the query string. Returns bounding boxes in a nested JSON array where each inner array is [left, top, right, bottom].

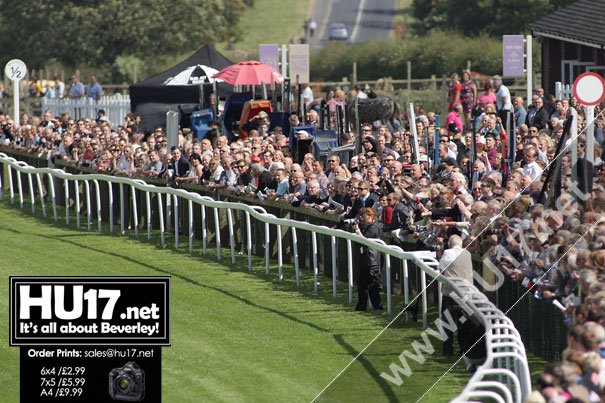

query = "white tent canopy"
[[163, 64, 223, 86]]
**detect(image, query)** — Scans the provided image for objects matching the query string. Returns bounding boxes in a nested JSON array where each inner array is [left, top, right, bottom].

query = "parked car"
[[329, 23, 348, 40]]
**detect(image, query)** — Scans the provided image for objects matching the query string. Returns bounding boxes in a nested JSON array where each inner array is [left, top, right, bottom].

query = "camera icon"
[[108, 361, 145, 401]]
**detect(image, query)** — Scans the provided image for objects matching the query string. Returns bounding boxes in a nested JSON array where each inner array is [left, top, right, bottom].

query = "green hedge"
[[311, 30, 532, 81]]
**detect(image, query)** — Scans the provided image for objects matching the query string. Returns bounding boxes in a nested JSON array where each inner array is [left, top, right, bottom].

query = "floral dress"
[[460, 79, 476, 114]]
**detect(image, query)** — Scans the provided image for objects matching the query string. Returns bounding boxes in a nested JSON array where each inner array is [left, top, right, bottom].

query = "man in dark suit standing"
[[525, 95, 549, 130]]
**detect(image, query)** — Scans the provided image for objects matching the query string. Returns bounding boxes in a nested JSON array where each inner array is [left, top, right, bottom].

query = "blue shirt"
[[87, 83, 103, 101], [70, 81, 85, 98], [276, 179, 289, 196]]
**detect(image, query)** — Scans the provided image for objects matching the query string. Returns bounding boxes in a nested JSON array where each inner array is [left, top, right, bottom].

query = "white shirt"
[[211, 165, 224, 182], [523, 161, 543, 181], [302, 86, 313, 105], [222, 168, 237, 186], [52, 81, 65, 99], [496, 85, 512, 111]]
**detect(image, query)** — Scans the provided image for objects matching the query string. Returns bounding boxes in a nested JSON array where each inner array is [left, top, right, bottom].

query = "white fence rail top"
[[0, 152, 531, 402]]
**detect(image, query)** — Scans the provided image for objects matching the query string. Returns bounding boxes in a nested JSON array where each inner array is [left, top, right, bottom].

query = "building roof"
[[528, 0, 605, 48]]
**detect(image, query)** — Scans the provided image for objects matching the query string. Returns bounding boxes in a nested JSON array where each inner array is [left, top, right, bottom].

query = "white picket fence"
[[555, 81, 573, 100], [42, 94, 130, 129], [0, 152, 531, 402]]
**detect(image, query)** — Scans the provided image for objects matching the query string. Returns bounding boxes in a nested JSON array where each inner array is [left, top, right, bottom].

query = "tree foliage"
[[0, 0, 249, 72], [411, 0, 569, 36], [311, 30, 511, 82]]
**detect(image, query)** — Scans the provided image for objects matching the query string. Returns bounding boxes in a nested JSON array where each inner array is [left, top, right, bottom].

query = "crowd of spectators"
[[1, 72, 605, 401]]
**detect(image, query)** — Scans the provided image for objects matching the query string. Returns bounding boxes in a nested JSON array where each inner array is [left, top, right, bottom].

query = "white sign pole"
[[280, 44, 288, 78], [12, 82, 19, 125], [573, 72, 605, 195], [281, 44, 289, 112], [4, 59, 27, 125], [526, 35, 532, 105], [166, 111, 179, 150], [586, 106, 595, 166], [408, 103, 420, 163]]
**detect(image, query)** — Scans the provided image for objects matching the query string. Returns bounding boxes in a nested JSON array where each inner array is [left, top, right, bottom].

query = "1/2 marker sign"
[[4, 59, 27, 82], [4, 59, 27, 125]]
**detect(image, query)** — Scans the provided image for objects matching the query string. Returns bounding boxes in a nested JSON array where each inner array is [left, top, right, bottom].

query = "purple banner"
[[259, 44, 280, 72], [503, 35, 525, 77]]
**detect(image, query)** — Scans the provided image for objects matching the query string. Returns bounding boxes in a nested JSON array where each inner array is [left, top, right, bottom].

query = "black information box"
[[21, 346, 161, 402], [10, 277, 170, 402]]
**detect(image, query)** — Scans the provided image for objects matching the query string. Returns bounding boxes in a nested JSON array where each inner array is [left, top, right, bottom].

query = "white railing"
[[555, 81, 573, 100], [42, 94, 130, 129], [0, 152, 531, 402]]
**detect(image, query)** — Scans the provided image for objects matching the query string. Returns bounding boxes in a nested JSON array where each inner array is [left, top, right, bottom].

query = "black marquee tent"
[[129, 44, 234, 131]]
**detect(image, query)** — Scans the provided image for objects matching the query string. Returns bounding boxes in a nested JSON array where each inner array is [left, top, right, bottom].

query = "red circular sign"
[[573, 72, 605, 106]]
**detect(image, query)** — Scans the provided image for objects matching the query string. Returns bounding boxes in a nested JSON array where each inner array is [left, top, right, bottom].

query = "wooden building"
[[528, 0, 605, 95]]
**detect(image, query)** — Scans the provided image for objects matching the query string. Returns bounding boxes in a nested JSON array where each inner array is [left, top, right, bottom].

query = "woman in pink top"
[[476, 82, 497, 108]]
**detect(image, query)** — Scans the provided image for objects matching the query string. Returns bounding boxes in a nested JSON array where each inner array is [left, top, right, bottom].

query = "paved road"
[[309, 0, 397, 48]]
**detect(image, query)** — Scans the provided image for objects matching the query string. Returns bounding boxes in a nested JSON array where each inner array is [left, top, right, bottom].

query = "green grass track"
[[0, 201, 475, 402]]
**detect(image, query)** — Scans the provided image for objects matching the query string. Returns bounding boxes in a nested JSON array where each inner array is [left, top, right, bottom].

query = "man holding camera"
[[352, 208, 383, 311]]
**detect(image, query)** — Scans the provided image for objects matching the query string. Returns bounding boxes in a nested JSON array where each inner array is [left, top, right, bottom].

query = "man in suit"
[[382, 192, 410, 233], [439, 235, 473, 356], [340, 183, 365, 222], [170, 146, 191, 178], [250, 163, 275, 194], [356, 180, 378, 208], [525, 95, 549, 130]]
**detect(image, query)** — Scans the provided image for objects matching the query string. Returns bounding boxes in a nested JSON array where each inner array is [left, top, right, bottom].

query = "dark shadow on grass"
[[5, 203, 409, 329], [324, 334, 399, 402], [3, 204, 423, 334], [0, 213, 329, 334], [228, 261, 398, 327], [5, 202, 379, 319]]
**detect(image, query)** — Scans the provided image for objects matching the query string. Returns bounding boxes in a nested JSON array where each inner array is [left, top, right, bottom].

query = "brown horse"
[[347, 95, 403, 130]]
